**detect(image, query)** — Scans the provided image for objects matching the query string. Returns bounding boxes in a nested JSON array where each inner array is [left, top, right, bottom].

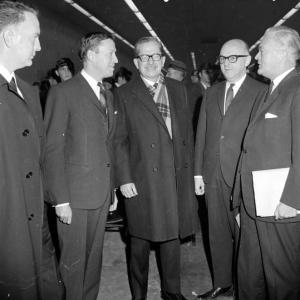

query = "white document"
[[252, 167, 289, 217]]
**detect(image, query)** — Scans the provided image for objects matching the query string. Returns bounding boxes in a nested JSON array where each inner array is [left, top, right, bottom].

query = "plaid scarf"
[[146, 74, 172, 137]]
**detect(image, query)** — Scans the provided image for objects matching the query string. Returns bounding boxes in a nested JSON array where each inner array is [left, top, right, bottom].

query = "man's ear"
[[161, 56, 166, 67], [3, 28, 17, 48], [245, 55, 252, 67], [133, 58, 139, 69], [55, 70, 59, 76], [86, 49, 94, 63]]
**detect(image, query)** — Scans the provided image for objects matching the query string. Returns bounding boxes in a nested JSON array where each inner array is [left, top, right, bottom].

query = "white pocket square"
[[265, 112, 278, 119]]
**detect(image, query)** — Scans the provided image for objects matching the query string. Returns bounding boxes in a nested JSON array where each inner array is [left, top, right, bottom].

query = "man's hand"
[[55, 204, 72, 224], [194, 177, 205, 195], [120, 183, 138, 198], [274, 202, 298, 220]]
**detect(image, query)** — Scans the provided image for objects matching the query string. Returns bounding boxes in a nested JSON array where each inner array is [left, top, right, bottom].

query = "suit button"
[[22, 129, 30, 136], [26, 172, 33, 178], [106, 163, 110, 167], [28, 217, 32, 221], [30, 213, 34, 217], [243, 148, 247, 154], [182, 140, 186, 146], [153, 167, 158, 172], [184, 163, 189, 168], [150, 143, 155, 148], [220, 135, 224, 139]]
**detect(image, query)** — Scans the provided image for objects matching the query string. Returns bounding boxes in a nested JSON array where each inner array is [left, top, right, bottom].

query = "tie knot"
[[153, 82, 158, 89], [229, 83, 235, 89], [97, 82, 105, 93]]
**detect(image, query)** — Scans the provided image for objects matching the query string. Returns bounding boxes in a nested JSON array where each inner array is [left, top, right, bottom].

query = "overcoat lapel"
[[166, 80, 181, 140], [133, 76, 169, 135]]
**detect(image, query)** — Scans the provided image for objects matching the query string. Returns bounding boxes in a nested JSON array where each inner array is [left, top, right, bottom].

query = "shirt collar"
[[141, 75, 159, 87], [226, 73, 246, 92], [272, 67, 294, 90], [0, 64, 15, 83], [81, 69, 101, 88]]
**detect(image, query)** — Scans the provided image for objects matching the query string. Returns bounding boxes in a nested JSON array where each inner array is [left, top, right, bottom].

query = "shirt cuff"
[[194, 175, 203, 179]]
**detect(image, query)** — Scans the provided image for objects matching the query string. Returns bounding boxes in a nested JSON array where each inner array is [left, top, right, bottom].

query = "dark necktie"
[[9, 77, 18, 95], [265, 81, 274, 102], [225, 83, 235, 114], [97, 82, 107, 109]]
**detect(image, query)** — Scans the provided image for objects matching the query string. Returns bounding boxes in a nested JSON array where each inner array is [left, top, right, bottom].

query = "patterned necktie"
[[97, 82, 107, 109], [225, 83, 235, 113], [148, 82, 158, 97]]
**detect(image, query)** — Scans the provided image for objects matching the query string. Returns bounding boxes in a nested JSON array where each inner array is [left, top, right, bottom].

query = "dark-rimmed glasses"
[[137, 53, 162, 62], [219, 55, 249, 64]]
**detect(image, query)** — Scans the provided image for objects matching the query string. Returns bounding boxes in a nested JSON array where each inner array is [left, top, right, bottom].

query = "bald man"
[[194, 39, 266, 299]]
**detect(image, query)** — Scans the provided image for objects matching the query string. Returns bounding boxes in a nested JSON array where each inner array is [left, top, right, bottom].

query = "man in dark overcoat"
[[0, 1, 62, 299], [44, 32, 118, 300], [114, 36, 197, 300]]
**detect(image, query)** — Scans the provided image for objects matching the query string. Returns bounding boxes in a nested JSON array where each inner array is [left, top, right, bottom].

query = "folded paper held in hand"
[[252, 167, 300, 217]]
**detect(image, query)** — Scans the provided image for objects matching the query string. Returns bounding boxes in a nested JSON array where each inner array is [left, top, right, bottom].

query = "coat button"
[[150, 143, 155, 148], [28, 217, 32, 221], [184, 163, 189, 168], [26, 171, 33, 178], [22, 129, 30, 136], [243, 148, 247, 154], [220, 135, 224, 139], [182, 140, 186, 146], [106, 163, 110, 167], [153, 167, 158, 172]]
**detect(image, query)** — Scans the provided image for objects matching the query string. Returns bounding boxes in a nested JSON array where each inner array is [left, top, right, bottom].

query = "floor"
[[98, 216, 234, 300]]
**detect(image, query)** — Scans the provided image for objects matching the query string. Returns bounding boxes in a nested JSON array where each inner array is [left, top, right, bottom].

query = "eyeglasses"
[[137, 53, 162, 62], [219, 55, 249, 64]]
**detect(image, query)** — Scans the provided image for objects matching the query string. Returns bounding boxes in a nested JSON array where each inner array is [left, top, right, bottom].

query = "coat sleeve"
[[194, 91, 207, 176], [113, 89, 133, 187], [43, 86, 70, 206], [281, 86, 300, 210]]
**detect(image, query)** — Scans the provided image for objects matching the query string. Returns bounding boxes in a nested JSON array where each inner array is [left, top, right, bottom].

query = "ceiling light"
[[250, 1, 300, 52], [190, 52, 196, 70], [123, 0, 174, 60], [63, 0, 134, 49]]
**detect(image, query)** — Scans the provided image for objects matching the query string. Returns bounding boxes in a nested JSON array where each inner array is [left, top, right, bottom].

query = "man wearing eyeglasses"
[[194, 39, 266, 299], [114, 36, 197, 300]]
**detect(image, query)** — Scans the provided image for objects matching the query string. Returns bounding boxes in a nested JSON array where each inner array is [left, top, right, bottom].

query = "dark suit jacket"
[[0, 75, 44, 298], [194, 75, 266, 187], [186, 81, 205, 134], [44, 73, 116, 209], [233, 69, 300, 222], [114, 76, 197, 242]]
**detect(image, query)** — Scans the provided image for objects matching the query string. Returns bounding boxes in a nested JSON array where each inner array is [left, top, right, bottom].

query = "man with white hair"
[[233, 25, 300, 299]]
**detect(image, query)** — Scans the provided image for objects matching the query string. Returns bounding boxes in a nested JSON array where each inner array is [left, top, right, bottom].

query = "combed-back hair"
[[134, 36, 163, 57], [266, 26, 300, 61], [0, 1, 37, 32], [79, 31, 114, 62]]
